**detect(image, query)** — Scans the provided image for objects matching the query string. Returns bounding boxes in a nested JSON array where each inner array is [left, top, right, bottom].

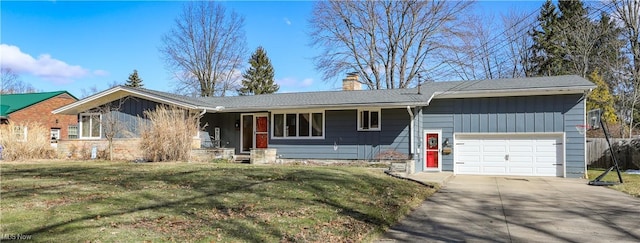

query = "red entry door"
[[255, 116, 268, 149], [425, 133, 439, 169]]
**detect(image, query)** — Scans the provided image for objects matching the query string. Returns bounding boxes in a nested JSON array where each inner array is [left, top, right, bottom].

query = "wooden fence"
[[586, 138, 640, 170]]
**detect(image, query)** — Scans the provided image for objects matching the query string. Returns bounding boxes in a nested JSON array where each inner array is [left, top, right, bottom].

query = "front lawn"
[[0, 161, 435, 242], [588, 169, 640, 197]]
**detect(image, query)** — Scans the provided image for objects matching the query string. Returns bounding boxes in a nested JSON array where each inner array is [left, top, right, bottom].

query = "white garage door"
[[455, 134, 564, 177]]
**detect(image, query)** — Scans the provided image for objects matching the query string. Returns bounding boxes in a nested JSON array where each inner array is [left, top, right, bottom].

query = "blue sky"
[[1, 1, 544, 97]]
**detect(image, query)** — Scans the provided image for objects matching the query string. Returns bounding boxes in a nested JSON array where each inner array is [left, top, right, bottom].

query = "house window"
[[80, 113, 101, 138], [13, 126, 27, 141], [272, 111, 324, 139], [358, 109, 381, 131], [68, 125, 79, 139]]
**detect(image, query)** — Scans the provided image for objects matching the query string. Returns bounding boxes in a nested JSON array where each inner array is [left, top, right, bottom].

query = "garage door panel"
[[510, 157, 534, 163], [457, 166, 481, 173], [482, 156, 507, 163], [483, 166, 507, 174], [457, 146, 480, 153], [509, 167, 534, 174], [483, 145, 507, 152], [536, 145, 557, 152], [483, 161, 508, 167], [455, 134, 563, 177], [535, 156, 556, 163], [509, 146, 533, 152]]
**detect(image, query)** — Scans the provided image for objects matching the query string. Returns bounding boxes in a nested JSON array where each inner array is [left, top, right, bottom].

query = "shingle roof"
[[127, 75, 595, 112], [54, 75, 595, 114], [0, 91, 76, 116]]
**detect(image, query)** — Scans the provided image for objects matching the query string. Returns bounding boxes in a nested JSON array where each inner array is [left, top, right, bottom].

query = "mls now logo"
[[1, 234, 33, 240]]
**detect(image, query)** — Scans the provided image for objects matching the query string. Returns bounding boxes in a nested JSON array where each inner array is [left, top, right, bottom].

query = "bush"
[[0, 121, 56, 161], [138, 106, 200, 162]]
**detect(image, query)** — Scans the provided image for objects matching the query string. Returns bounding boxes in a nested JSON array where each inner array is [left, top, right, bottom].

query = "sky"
[[1, 1, 545, 98]]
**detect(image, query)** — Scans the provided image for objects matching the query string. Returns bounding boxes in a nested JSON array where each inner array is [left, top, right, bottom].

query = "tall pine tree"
[[125, 69, 144, 88], [238, 46, 278, 95], [530, 0, 563, 76], [530, 0, 624, 79]]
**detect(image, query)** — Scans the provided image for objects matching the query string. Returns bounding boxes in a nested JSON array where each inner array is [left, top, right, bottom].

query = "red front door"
[[255, 116, 268, 149], [425, 133, 439, 169]]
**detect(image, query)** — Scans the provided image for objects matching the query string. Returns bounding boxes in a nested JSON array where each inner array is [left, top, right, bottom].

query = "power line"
[[426, 0, 615, 82]]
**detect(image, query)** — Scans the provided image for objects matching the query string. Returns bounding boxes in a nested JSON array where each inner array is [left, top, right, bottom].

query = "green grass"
[[0, 161, 436, 242], [588, 169, 640, 197]]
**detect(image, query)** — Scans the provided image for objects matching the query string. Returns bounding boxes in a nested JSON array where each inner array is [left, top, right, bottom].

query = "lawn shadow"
[[1, 162, 433, 242]]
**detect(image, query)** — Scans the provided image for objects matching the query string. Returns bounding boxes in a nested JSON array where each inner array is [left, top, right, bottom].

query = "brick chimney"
[[342, 72, 361, 91]]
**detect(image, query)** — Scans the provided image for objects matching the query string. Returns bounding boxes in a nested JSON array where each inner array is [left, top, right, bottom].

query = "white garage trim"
[[454, 133, 565, 177]]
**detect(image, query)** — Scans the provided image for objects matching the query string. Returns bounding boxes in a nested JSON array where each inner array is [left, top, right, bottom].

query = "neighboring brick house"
[[1, 91, 78, 141]]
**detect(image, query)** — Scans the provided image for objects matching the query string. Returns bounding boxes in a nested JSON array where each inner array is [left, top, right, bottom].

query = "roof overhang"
[[52, 86, 209, 115], [213, 102, 426, 113], [432, 86, 593, 99]]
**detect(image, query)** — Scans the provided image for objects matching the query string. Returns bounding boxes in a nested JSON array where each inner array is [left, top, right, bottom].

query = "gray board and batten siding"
[[418, 94, 586, 178], [268, 109, 410, 160], [97, 96, 161, 138]]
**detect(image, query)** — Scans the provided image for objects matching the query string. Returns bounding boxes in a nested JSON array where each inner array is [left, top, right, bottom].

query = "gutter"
[[431, 86, 595, 99]]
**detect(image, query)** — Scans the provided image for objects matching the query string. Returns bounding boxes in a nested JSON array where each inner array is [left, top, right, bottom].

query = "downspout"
[[407, 106, 414, 159]]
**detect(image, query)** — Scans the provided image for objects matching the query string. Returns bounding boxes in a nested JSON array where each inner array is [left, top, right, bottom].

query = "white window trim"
[[68, 125, 79, 139], [271, 110, 325, 139], [357, 108, 381, 131], [79, 113, 102, 139], [50, 128, 61, 140]]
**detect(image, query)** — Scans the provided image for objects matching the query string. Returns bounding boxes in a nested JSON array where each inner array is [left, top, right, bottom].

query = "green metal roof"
[[0, 91, 76, 116]]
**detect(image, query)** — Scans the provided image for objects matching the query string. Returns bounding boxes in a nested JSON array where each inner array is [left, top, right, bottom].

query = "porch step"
[[235, 155, 250, 163]]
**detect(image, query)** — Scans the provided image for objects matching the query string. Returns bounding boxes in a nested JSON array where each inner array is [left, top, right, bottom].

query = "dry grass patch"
[[139, 106, 200, 162], [0, 121, 56, 161], [0, 161, 436, 242]]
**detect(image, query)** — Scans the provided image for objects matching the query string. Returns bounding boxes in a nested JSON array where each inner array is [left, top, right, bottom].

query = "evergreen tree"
[[587, 70, 618, 124], [530, 0, 623, 79], [530, 0, 563, 76], [125, 69, 144, 88], [556, 0, 593, 77], [238, 46, 279, 95]]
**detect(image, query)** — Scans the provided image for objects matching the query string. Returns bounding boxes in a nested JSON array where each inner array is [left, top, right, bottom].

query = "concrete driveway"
[[378, 175, 640, 242]]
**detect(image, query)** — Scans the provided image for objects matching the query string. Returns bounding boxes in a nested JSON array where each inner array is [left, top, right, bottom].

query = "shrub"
[[0, 121, 56, 161], [138, 106, 200, 162]]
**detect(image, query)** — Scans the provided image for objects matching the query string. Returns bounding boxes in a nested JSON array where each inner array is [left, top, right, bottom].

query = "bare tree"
[[1, 68, 36, 94], [441, 13, 509, 80], [502, 10, 536, 78], [161, 1, 247, 97], [611, 0, 640, 137], [80, 85, 100, 99], [93, 97, 134, 161], [309, 0, 472, 89]]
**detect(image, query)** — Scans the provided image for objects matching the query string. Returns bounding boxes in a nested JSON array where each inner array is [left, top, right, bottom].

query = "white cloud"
[[93, 70, 109, 76], [0, 44, 98, 84], [283, 17, 292, 26]]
